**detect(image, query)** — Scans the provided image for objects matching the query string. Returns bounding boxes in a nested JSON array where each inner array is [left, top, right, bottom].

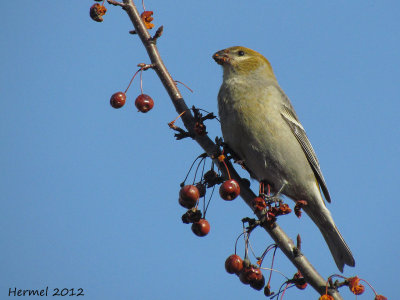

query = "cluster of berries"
[[89, 0, 155, 30], [109, 65, 155, 112], [110, 92, 154, 113], [225, 255, 265, 291], [178, 168, 241, 237]]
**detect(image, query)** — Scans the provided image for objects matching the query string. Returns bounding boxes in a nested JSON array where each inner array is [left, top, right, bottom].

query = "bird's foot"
[[259, 183, 286, 205], [259, 193, 281, 205]]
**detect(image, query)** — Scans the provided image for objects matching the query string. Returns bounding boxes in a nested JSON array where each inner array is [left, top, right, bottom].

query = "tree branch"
[[120, 1, 343, 299]]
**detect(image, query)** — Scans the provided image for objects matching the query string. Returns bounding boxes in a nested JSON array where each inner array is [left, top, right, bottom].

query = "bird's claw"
[[259, 193, 282, 205]]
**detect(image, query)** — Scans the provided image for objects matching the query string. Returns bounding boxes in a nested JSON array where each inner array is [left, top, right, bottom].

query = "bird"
[[213, 46, 355, 272]]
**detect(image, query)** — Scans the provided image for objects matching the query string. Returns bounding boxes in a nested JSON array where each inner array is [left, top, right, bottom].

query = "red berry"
[[248, 266, 263, 281], [239, 265, 263, 285], [179, 185, 200, 209], [293, 271, 307, 290], [252, 196, 267, 211], [191, 219, 210, 237], [219, 179, 240, 200], [224, 254, 243, 275], [135, 94, 154, 113], [110, 92, 126, 109]]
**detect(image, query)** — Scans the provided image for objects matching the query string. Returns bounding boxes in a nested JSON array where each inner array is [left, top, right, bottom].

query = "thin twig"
[[107, 0, 126, 8], [150, 26, 164, 43]]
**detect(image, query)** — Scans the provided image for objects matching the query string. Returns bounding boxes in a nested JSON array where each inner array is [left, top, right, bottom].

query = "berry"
[[250, 274, 265, 291], [239, 265, 263, 286], [204, 170, 218, 182], [110, 92, 126, 109], [90, 3, 107, 22], [135, 94, 154, 113], [239, 269, 251, 285], [203, 170, 220, 187], [224, 254, 243, 275], [191, 219, 210, 237], [140, 11, 154, 29], [178, 185, 200, 209], [252, 196, 267, 211], [219, 179, 240, 200], [195, 182, 206, 198], [264, 284, 272, 297], [181, 208, 202, 224], [293, 271, 307, 290]]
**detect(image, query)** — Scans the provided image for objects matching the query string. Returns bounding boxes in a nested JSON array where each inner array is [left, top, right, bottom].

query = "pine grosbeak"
[[213, 46, 355, 272]]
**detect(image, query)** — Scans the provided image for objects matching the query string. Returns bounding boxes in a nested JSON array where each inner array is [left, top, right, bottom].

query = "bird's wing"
[[279, 92, 331, 203]]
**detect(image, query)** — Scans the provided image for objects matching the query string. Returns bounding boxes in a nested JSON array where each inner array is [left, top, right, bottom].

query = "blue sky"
[[1, 1, 399, 299]]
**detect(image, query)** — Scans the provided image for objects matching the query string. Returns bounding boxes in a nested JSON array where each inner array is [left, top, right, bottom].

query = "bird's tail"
[[304, 205, 355, 272]]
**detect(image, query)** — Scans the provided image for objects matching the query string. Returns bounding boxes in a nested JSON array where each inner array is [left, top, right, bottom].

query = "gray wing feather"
[[280, 98, 331, 203]]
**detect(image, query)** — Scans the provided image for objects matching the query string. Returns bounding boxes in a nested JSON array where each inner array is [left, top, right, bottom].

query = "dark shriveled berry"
[[90, 3, 107, 22], [181, 208, 202, 224], [250, 274, 265, 291], [204, 170, 218, 182]]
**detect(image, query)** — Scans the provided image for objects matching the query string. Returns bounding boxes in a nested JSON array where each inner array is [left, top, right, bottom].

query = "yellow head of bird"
[[213, 46, 276, 79]]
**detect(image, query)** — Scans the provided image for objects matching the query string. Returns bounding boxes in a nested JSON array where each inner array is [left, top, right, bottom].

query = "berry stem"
[[259, 267, 289, 280], [140, 69, 144, 94], [192, 156, 206, 184], [280, 282, 290, 300], [181, 153, 207, 186], [267, 246, 278, 289], [358, 278, 378, 296], [175, 80, 193, 93], [203, 184, 215, 218], [247, 238, 257, 260], [221, 159, 231, 180], [234, 232, 245, 255], [243, 224, 250, 260], [259, 244, 276, 267], [124, 68, 142, 94]]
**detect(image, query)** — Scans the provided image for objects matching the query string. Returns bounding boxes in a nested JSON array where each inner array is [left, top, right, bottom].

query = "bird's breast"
[[217, 79, 307, 190], [218, 79, 283, 147]]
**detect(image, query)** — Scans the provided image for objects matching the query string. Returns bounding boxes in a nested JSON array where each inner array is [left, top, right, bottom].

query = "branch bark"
[[118, 1, 343, 299]]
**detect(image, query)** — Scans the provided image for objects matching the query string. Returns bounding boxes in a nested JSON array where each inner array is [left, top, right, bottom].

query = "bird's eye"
[[238, 50, 245, 56]]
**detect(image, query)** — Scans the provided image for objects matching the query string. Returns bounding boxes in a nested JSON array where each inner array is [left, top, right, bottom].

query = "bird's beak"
[[213, 49, 230, 65]]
